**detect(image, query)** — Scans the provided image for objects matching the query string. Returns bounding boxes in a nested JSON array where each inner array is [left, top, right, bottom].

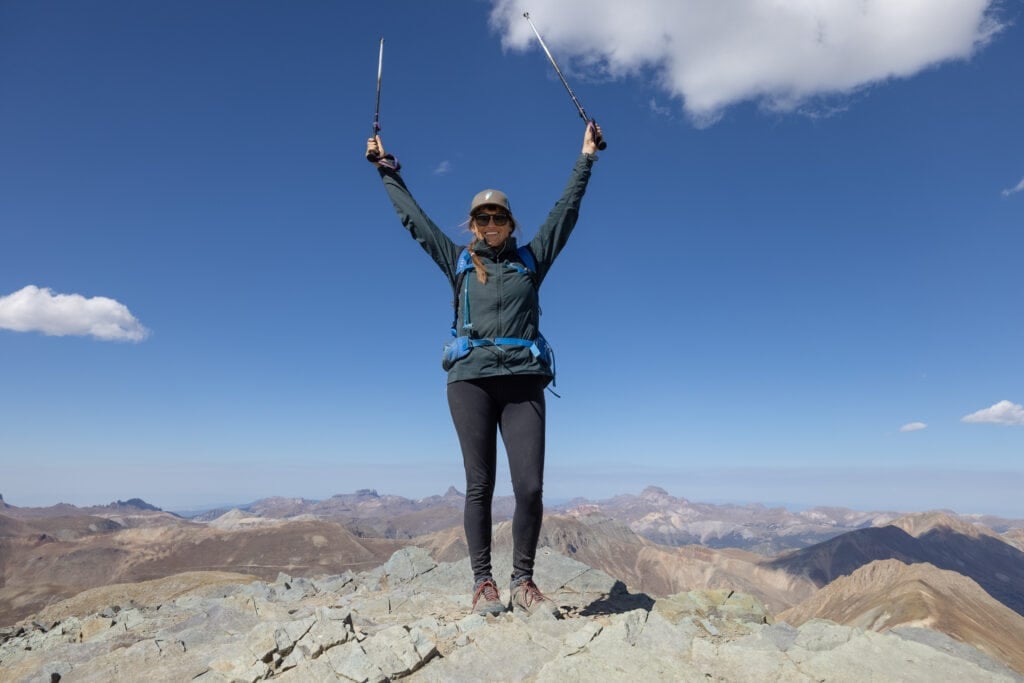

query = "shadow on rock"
[[578, 580, 655, 616]]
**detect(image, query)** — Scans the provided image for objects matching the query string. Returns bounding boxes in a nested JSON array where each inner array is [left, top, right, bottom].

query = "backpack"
[[442, 246, 556, 382]]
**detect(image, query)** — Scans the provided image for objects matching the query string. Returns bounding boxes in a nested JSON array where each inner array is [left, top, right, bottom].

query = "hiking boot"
[[509, 578, 558, 618], [471, 578, 506, 615]]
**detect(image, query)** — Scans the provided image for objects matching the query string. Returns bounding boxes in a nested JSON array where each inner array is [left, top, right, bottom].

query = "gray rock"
[[270, 617, 311, 660], [3, 549, 1021, 683], [114, 608, 145, 631], [558, 620, 602, 656], [790, 629, 1023, 682], [733, 621, 799, 652], [311, 571, 355, 594], [295, 620, 350, 659], [323, 640, 386, 683], [361, 624, 437, 678], [892, 626, 1022, 679], [383, 546, 439, 584], [692, 634, 804, 681], [456, 613, 487, 635], [536, 648, 708, 683], [791, 618, 856, 651], [274, 657, 343, 682]]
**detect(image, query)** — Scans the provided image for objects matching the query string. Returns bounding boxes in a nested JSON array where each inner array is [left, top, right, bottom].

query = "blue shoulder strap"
[[518, 246, 536, 273], [455, 246, 535, 276], [455, 248, 475, 276]]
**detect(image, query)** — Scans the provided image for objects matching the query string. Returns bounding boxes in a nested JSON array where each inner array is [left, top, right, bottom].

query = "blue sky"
[[2, 1, 1022, 516]]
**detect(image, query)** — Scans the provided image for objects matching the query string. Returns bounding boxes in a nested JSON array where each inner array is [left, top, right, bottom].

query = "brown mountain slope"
[[495, 513, 818, 613], [889, 510, 1001, 540], [0, 516, 408, 627], [416, 513, 816, 613], [778, 558, 1024, 675], [1005, 528, 1024, 552], [765, 513, 1024, 617]]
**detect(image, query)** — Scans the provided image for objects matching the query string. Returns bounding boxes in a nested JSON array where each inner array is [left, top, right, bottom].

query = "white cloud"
[[900, 422, 927, 432], [648, 98, 671, 117], [0, 285, 149, 342], [492, 0, 1003, 122], [433, 160, 452, 176], [1001, 177, 1024, 197], [962, 400, 1024, 426]]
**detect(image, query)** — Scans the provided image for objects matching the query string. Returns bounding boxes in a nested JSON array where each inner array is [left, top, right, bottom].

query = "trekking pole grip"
[[366, 127, 381, 163], [590, 119, 607, 151]]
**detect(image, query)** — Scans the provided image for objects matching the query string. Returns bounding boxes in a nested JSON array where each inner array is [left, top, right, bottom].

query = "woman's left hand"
[[582, 122, 603, 155]]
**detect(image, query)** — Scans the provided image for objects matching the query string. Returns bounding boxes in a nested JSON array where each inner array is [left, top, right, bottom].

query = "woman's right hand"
[[366, 135, 383, 163]]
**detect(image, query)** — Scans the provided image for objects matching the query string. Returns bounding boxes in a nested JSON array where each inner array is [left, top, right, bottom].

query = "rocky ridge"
[[7, 488, 1022, 557], [191, 488, 484, 540], [766, 512, 1024, 617], [779, 559, 1024, 674], [177, 486, 1024, 556], [2, 548, 1020, 683], [561, 486, 906, 554]]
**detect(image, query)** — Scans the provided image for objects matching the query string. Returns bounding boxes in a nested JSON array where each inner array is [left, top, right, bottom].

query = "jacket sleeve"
[[527, 153, 596, 287], [379, 167, 462, 287]]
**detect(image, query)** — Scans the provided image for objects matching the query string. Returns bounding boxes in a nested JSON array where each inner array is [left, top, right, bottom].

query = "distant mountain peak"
[[443, 486, 463, 498], [640, 486, 672, 499], [107, 498, 162, 512], [890, 511, 992, 539]]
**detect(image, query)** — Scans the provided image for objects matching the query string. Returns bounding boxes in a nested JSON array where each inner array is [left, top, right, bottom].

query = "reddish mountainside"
[[779, 559, 1024, 675], [496, 513, 818, 614], [765, 511, 1024, 617], [0, 513, 407, 627]]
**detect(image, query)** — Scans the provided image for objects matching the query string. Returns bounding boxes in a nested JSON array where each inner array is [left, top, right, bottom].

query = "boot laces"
[[518, 579, 547, 605], [472, 579, 500, 608]]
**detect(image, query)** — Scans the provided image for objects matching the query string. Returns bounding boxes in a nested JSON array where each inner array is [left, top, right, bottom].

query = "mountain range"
[[1, 487, 1022, 678], [5, 548, 1021, 682]]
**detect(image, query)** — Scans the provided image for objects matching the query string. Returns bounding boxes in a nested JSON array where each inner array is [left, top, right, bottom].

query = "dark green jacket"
[[380, 153, 596, 383]]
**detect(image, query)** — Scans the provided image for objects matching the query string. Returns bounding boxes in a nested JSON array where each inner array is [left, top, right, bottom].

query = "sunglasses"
[[472, 213, 510, 227]]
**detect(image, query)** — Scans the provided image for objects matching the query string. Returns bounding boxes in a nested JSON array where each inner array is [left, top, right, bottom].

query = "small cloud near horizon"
[[962, 400, 1024, 426], [433, 160, 452, 175], [899, 422, 927, 432], [0, 285, 149, 342], [1001, 177, 1024, 197]]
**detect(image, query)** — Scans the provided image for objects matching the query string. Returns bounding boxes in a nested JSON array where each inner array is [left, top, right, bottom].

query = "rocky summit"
[[1, 548, 1020, 683]]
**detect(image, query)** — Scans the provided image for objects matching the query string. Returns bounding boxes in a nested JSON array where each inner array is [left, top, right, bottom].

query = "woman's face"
[[471, 206, 514, 247]]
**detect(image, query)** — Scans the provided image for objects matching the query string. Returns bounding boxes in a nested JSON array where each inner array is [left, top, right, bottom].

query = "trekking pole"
[[366, 37, 384, 162], [523, 12, 606, 150]]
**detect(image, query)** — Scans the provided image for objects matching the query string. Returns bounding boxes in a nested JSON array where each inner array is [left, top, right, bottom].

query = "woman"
[[366, 123, 601, 616]]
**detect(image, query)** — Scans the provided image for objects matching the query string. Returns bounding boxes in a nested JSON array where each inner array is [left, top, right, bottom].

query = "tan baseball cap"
[[470, 189, 511, 214]]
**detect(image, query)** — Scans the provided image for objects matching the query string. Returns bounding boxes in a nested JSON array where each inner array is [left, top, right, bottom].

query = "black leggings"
[[447, 375, 546, 585]]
